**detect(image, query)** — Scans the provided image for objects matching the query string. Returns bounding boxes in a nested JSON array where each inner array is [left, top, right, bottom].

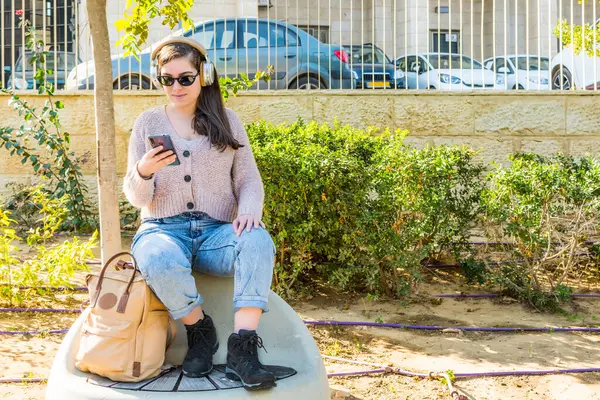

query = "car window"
[[396, 57, 407, 70], [484, 60, 494, 70], [267, 23, 287, 47], [287, 28, 298, 47], [241, 21, 288, 48], [509, 56, 550, 71], [193, 22, 216, 50], [429, 54, 483, 70], [343, 45, 389, 64], [495, 58, 511, 73], [405, 56, 427, 73], [418, 57, 430, 72], [407, 56, 418, 73], [193, 21, 236, 50], [217, 21, 236, 49], [15, 53, 77, 72]]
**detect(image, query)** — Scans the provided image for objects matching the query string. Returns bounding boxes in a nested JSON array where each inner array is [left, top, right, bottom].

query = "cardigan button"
[[184, 175, 191, 182], [183, 150, 190, 157], [187, 202, 194, 210]]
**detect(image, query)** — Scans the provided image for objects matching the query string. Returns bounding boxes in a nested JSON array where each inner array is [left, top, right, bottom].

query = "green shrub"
[[481, 153, 600, 310], [360, 134, 485, 295], [249, 120, 485, 297], [249, 119, 381, 296]]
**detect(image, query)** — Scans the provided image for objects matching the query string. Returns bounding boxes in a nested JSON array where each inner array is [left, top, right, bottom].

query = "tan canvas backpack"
[[75, 252, 176, 382]]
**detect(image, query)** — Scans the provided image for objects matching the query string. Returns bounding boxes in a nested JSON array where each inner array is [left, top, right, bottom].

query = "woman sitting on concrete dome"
[[123, 37, 276, 391]]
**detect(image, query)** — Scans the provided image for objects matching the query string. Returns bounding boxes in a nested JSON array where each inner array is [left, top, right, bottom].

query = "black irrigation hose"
[[434, 292, 600, 298], [3, 318, 600, 335], [2, 285, 600, 298], [48, 232, 599, 246], [0, 377, 46, 384], [468, 240, 599, 246], [0, 285, 88, 291], [0, 328, 69, 335], [0, 308, 82, 313], [324, 355, 600, 379], [13, 254, 599, 269], [305, 320, 600, 333], [2, 299, 600, 396], [424, 252, 593, 269], [52, 232, 136, 238]]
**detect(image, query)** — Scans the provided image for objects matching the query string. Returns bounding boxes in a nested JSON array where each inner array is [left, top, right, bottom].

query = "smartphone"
[[147, 134, 180, 166]]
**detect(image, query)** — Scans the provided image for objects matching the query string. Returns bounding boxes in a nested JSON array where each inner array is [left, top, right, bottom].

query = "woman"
[[123, 37, 276, 391]]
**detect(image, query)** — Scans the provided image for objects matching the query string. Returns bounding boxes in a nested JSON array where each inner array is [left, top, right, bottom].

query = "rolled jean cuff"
[[169, 294, 204, 320], [233, 295, 269, 314]]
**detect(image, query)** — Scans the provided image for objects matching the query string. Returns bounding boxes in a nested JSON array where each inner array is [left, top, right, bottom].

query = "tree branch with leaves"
[[554, 0, 600, 56], [0, 20, 94, 231]]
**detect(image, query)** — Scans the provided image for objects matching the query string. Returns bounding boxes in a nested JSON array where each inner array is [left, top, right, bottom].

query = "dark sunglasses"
[[156, 72, 199, 87]]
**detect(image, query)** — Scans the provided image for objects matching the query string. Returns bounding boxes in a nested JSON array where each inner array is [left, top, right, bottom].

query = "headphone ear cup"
[[202, 62, 215, 86], [198, 63, 206, 87]]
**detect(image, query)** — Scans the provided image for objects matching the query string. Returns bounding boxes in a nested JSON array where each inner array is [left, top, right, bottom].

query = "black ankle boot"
[[225, 330, 276, 390], [182, 313, 218, 378]]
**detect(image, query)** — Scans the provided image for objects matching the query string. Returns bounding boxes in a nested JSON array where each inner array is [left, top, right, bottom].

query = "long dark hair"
[[156, 43, 242, 151]]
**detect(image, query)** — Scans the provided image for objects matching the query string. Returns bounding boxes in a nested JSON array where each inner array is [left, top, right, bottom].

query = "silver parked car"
[[395, 53, 498, 90], [7, 52, 79, 90], [67, 18, 355, 90], [484, 55, 550, 90]]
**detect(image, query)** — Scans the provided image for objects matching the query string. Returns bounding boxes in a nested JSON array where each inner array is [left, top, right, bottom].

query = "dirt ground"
[[1, 236, 600, 399]]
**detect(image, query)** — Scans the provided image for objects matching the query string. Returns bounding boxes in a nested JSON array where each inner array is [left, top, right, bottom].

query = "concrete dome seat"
[[46, 273, 329, 399]]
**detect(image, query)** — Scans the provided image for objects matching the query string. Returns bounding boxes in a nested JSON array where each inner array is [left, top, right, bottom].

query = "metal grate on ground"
[[87, 364, 296, 392]]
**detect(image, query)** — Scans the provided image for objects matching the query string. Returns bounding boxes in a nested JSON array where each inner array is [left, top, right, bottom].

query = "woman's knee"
[[234, 229, 275, 283], [237, 227, 276, 256]]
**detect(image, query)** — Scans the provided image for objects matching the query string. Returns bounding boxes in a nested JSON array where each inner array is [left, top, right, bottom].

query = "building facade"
[[2, 0, 598, 73]]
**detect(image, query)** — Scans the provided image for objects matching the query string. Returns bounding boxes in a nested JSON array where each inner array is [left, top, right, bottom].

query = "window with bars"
[[297, 24, 329, 44], [2, 0, 75, 72], [431, 30, 460, 54]]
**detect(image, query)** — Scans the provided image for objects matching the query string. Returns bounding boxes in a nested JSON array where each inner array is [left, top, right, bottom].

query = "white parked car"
[[395, 53, 499, 90], [484, 55, 550, 90], [551, 25, 600, 90]]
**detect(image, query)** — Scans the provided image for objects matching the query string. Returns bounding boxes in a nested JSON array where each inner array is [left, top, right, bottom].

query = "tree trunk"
[[86, 0, 121, 263]]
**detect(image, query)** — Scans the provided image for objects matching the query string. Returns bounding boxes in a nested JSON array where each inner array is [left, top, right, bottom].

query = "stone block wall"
[[0, 90, 598, 197]]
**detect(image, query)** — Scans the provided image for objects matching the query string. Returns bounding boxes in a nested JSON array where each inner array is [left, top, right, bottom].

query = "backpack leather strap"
[[91, 252, 139, 313]]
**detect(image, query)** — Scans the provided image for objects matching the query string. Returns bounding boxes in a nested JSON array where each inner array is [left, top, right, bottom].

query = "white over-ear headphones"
[[199, 56, 215, 87], [151, 37, 215, 87]]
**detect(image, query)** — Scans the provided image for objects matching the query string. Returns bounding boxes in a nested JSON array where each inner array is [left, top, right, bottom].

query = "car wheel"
[[552, 67, 572, 90], [291, 76, 322, 89], [114, 76, 151, 90], [513, 84, 524, 90]]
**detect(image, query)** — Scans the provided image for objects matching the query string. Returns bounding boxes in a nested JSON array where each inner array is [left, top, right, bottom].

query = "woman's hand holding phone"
[[136, 146, 178, 178]]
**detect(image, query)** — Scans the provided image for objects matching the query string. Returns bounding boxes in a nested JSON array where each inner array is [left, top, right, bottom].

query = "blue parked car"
[[67, 18, 356, 90], [342, 43, 405, 89]]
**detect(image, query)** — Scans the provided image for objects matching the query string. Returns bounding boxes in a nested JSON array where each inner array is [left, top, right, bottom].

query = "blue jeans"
[[131, 212, 275, 320]]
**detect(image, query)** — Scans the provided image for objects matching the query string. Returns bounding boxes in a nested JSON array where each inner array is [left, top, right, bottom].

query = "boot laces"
[[237, 333, 268, 369], [187, 323, 213, 357]]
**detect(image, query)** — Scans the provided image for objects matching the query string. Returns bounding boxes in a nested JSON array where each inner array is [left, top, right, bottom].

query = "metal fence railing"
[[1, 0, 599, 92]]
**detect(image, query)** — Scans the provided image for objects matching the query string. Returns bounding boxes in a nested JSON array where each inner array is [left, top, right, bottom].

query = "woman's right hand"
[[136, 146, 177, 178]]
